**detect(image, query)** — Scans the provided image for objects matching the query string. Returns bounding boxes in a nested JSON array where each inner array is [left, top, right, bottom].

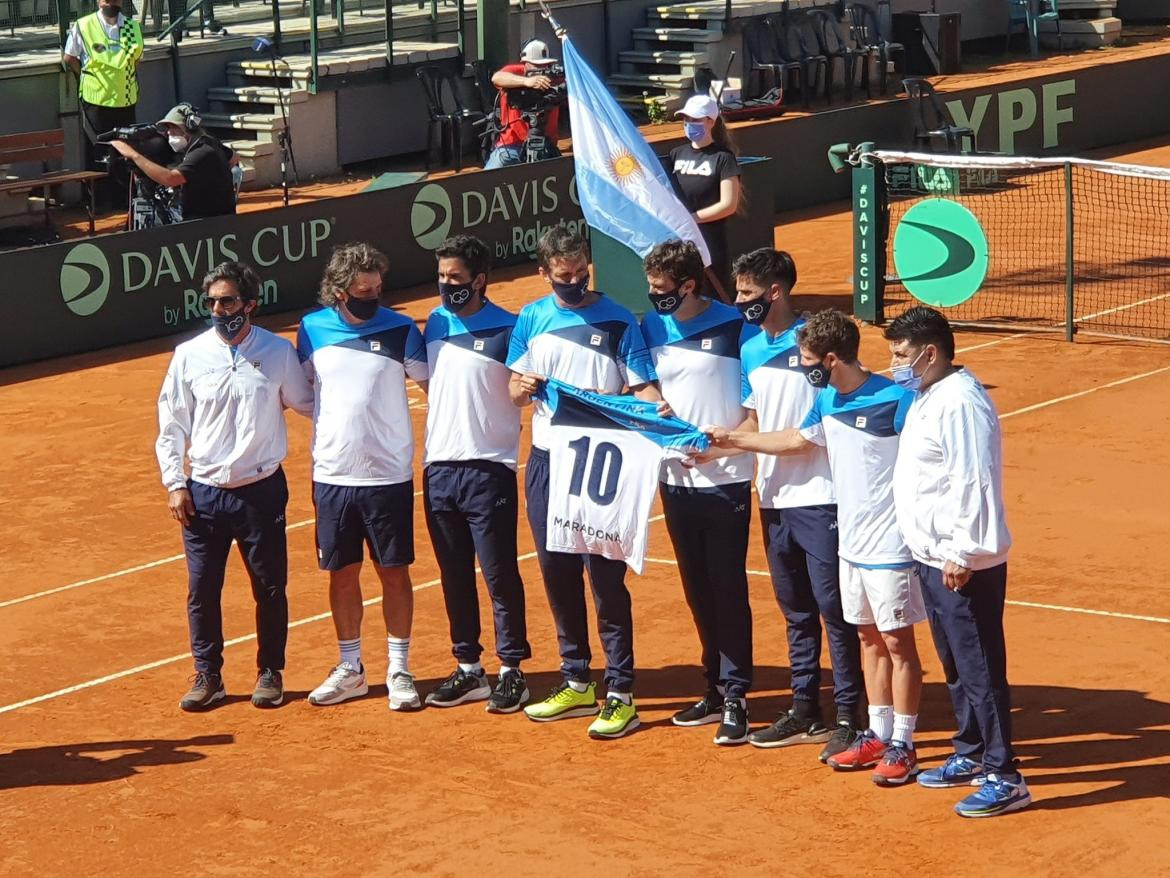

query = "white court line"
[[999, 365, 1170, 419], [0, 514, 665, 715], [643, 558, 1170, 626], [1075, 291, 1170, 324], [0, 465, 525, 610]]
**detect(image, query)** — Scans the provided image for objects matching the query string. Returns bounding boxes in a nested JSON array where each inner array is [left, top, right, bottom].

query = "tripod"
[[520, 109, 557, 164], [253, 37, 299, 206]]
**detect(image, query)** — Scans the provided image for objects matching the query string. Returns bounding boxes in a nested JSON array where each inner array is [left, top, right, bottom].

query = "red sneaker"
[[827, 729, 887, 770], [872, 743, 920, 786]]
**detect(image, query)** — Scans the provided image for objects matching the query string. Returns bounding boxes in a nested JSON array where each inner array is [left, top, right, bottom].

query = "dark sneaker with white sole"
[[425, 667, 492, 707], [486, 669, 530, 714], [672, 693, 723, 727], [713, 698, 749, 746], [180, 672, 226, 712], [819, 718, 862, 764], [251, 668, 284, 708], [748, 707, 831, 749]]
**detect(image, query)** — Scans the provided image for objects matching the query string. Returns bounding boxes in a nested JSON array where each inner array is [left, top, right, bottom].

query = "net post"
[[851, 150, 885, 325], [1064, 161, 1075, 343]]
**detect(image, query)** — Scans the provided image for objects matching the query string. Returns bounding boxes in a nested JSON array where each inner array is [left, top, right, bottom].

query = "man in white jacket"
[[156, 261, 314, 713], [886, 306, 1028, 818]]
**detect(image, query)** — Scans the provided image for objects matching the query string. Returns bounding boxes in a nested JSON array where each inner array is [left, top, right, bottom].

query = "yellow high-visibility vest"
[[77, 12, 143, 108]]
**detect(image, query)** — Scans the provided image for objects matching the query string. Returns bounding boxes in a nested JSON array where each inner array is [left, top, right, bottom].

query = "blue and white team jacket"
[[539, 379, 709, 573], [642, 299, 755, 488], [800, 373, 916, 568], [297, 305, 427, 486], [740, 317, 834, 509], [507, 293, 655, 451], [424, 300, 521, 469]]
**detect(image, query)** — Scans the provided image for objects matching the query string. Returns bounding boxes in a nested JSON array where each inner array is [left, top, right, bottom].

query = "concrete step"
[[206, 85, 309, 107], [224, 138, 277, 158], [632, 27, 725, 50], [607, 72, 695, 91], [201, 112, 286, 138], [618, 48, 710, 74]]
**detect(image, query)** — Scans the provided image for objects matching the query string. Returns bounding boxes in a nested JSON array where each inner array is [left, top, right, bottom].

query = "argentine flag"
[[560, 37, 711, 264]]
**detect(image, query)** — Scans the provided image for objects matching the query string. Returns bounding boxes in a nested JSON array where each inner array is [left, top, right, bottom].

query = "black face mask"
[[552, 278, 589, 306], [344, 295, 380, 321], [212, 309, 248, 342], [647, 287, 684, 316], [737, 295, 772, 326], [803, 360, 831, 389], [439, 281, 476, 313]]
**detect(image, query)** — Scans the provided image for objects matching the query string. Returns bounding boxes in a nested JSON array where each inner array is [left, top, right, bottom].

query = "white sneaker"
[[388, 671, 422, 712], [307, 662, 368, 706]]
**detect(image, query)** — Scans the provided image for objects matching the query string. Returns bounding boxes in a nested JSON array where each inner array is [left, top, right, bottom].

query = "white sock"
[[567, 680, 590, 693], [387, 636, 410, 677], [608, 690, 632, 705], [458, 661, 483, 676], [338, 637, 361, 670], [869, 705, 894, 742], [893, 712, 918, 747]]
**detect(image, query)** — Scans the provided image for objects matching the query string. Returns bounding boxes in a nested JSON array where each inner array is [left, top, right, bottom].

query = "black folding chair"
[[903, 76, 975, 153], [785, 13, 833, 104], [809, 8, 867, 103], [416, 65, 486, 172], [846, 1, 905, 97], [741, 16, 802, 101]]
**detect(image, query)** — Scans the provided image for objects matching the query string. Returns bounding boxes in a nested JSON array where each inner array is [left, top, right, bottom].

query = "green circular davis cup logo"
[[411, 183, 452, 250], [893, 199, 988, 308], [60, 242, 111, 317]]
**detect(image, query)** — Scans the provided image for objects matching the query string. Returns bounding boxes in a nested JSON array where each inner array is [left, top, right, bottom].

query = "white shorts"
[[839, 559, 927, 632]]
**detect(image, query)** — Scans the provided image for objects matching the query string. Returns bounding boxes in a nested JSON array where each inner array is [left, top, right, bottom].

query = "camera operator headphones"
[[175, 102, 202, 132]]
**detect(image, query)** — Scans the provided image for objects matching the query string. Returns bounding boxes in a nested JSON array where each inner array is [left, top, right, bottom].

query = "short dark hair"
[[537, 222, 589, 269], [732, 248, 797, 292], [643, 239, 704, 290], [319, 242, 388, 307], [883, 305, 956, 360], [797, 309, 861, 362], [435, 234, 492, 282], [202, 260, 261, 301]]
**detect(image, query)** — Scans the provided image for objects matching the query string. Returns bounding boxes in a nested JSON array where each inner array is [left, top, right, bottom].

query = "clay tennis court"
[[4, 139, 1170, 876]]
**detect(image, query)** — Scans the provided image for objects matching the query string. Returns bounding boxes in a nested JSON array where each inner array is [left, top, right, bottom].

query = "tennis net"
[[854, 149, 1170, 343]]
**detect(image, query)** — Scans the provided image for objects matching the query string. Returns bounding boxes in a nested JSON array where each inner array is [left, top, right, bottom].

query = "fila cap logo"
[[893, 199, 988, 308]]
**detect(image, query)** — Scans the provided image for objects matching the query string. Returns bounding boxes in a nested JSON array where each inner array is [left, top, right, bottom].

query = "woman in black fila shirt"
[[667, 95, 742, 301]]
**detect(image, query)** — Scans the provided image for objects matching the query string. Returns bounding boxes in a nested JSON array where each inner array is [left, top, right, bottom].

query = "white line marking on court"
[[0, 515, 667, 714], [642, 558, 1170, 626], [999, 365, 1170, 419], [1075, 291, 1170, 324], [0, 465, 526, 610]]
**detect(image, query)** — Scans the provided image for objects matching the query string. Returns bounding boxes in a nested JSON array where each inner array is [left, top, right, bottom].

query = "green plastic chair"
[[1007, 0, 1063, 57]]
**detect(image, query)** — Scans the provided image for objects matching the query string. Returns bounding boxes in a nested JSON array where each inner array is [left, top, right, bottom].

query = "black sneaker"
[[819, 718, 862, 764], [251, 668, 284, 708], [425, 667, 492, 707], [748, 707, 831, 749], [713, 697, 749, 746], [486, 669, 530, 714], [180, 672, 226, 712], [671, 693, 723, 727]]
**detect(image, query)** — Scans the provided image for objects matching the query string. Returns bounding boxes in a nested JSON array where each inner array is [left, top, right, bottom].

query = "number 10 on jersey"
[[566, 436, 623, 507]]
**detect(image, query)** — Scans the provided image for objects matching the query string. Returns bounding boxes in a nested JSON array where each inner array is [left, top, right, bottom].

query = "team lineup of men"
[[156, 223, 1028, 820]]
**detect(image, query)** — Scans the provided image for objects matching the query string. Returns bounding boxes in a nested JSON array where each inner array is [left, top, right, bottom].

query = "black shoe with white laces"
[[425, 667, 491, 707], [672, 693, 723, 727], [819, 718, 862, 764], [486, 669, 530, 714], [713, 697, 749, 746]]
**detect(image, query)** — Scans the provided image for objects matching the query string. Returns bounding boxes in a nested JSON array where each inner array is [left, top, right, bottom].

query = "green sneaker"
[[587, 695, 640, 739], [523, 680, 600, 722]]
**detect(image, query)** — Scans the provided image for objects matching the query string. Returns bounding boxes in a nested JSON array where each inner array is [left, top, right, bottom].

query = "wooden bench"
[[0, 129, 106, 235]]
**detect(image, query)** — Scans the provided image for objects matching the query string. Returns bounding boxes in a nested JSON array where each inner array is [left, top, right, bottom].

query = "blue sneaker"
[[917, 754, 985, 789], [954, 773, 1032, 818]]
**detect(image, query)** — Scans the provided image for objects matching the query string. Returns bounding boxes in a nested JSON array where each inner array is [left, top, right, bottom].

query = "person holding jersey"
[[422, 235, 532, 714], [507, 222, 665, 740], [640, 239, 756, 746], [667, 95, 742, 301]]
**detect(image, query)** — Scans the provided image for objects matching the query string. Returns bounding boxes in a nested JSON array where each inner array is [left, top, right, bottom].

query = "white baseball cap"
[[520, 39, 559, 66], [675, 94, 720, 121]]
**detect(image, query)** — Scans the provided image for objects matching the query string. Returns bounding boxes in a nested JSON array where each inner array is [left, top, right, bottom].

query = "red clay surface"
[[4, 147, 1170, 875]]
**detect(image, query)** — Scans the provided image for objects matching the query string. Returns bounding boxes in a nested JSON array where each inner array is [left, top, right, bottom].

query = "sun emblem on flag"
[[609, 149, 642, 186]]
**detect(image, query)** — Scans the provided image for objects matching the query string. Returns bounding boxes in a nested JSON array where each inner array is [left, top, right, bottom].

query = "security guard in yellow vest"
[[63, 0, 144, 203]]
